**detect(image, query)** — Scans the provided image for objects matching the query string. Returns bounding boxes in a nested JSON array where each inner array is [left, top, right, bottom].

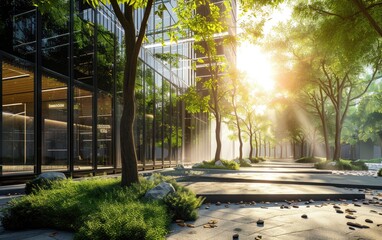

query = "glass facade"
[[0, 0, 203, 180]]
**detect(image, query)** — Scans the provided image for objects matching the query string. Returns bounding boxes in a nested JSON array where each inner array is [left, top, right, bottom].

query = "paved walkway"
[[1, 159, 382, 239]]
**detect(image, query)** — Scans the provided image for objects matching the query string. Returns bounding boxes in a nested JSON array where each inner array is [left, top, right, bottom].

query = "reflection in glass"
[[144, 65, 155, 166], [2, 58, 35, 175], [155, 74, 163, 164], [135, 62, 145, 165], [42, 75, 68, 171], [73, 87, 93, 170], [97, 91, 112, 168]]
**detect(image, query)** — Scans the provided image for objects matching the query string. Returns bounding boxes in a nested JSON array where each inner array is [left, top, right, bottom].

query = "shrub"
[[164, 187, 204, 221], [192, 160, 239, 170], [314, 159, 368, 171], [249, 157, 266, 164], [238, 159, 252, 167], [1, 176, 202, 240], [295, 157, 323, 163], [378, 168, 382, 177]]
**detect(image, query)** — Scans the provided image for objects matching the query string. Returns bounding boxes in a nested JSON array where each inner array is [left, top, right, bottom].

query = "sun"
[[237, 42, 275, 92]]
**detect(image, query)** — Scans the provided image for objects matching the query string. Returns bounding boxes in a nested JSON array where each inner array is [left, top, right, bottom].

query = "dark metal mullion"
[[151, 74, 156, 169], [142, 63, 146, 169], [161, 80, 164, 166], [92, 8, 98, 174], [68, 0, 74, 175], [112, 17, 117, 172], [35, 9, 42, 175], [0, 54, 3, 168]]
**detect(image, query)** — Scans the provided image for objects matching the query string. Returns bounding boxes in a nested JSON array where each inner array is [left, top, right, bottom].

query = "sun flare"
[[237, 42, 275, 92]]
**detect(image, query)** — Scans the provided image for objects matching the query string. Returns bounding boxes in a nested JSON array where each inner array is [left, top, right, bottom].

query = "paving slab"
[[184, 172, 382, 189], [180, 182, 365, 202], [167, 190, 382, 240]]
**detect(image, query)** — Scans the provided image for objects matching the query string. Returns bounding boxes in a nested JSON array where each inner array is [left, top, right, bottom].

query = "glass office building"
[[0, 0, 200, 182]]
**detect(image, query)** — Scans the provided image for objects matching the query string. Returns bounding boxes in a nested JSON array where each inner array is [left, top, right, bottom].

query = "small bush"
[[164, 187, 204, 221], [238, 159, 252, 167], [192, 160, 239, 170], [314, 159, 368, 171], [249, 157, 266, 164], [295, 157, 323, 163], [378, 168, 382, 177], [1, 176, 202, 240]]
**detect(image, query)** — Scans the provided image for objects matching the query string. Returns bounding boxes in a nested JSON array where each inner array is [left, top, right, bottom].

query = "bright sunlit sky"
[[237, 4, 292, 93]]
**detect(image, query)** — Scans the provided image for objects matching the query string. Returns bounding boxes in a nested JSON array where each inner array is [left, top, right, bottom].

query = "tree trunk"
[[280, 143, 283, 159], [292, 140, 296, 159], [249, 133, 253, 159], [255, 132, 259, 158], [120, 38, 139, 186], [214, 113, 222, 161], [300, 140, 304, 158]]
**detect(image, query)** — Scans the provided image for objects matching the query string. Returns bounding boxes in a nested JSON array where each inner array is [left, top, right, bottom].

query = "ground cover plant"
[[378, 168, 382, 177], [358, 158, 382, 163], [192, 160, 240, 170], [1, 175, 203, 240], [249, 157, 266, 164], [295, 157, 324, 163], [315, 159, 368, 171]]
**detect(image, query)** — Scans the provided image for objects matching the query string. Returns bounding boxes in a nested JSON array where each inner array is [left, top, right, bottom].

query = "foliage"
[[192, 160, 240, 170], [238, 159, 252, 167], [358, 158, 382, 163], [1, 176, 202, 239], [315, 159, 368, 170], [378, 168, 382, 177], [249, 157, 266, 163], [295, 157, 324, 163], [25, 178, 63, 195], [164, 187, 204, 221]]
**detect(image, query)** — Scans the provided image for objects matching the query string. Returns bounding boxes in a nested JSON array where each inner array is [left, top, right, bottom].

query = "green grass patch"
[[238, 159, 252, 167], [358, 158, 382, 163], [315, 159, 368, 171], [192, 160, 239, 170], [249, 157, 266, 164], [295, 157, 324, 163], [1, 175, 203, 240]]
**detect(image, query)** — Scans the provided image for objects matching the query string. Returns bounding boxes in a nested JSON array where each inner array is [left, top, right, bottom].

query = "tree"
[[176, 0, 232, 162], [85, 0, 154, 186]]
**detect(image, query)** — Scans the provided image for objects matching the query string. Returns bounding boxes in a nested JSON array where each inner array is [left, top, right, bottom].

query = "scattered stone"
[[177, 223, 186, 227], [225, 205, 229, 208], [232, 233, 239, 239], [203, 224, 212, 228], [365, 219, 373, 223], [293, 205, 299, 208], [333, 205, 341, 209], [306, 205, 310, 208], [347, 222, 364, 228], [370, 210, 377, 214], [216, 202, 221, 206], [309, 199, 315, 203], [301, 214, 308, 219], [208, 220, 218, 224], [261, 206, 268, 209], [187, 224, 195, 228], [255, 235, 262, 240], [176, 219, 184, 223], [257, 219, 264, 225], [144, 182, 175, 200], [349, 227, 355, 230], [377, 224, 382, 227], [345, 215, 356, 219], [265, 201, 270, 204], [336, 210, 344, 214], [362, 202, 370, 205], [354, 203, 362, 207]]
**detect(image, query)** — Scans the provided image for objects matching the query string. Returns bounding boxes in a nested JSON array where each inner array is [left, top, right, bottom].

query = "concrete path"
[[167, 190, 382, 240]]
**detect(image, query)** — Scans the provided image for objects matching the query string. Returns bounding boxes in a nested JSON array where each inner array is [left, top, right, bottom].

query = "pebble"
[[255, 235, 262, 240], [354, 203, 362, 207], [365, 219, 373, 223], [301, 214, 308, 219], [177, 222, 186, 227], [293, 205, 299, 208], [257, 219, 264, 225], [336, 209, 344, 214], [187, 224, 195, 228], [345, 215, 356, 219], [349, 227, 355, 230], [333, 205, 340, 209], [216, 202, 221, 206], [232, 233, 239, 239]]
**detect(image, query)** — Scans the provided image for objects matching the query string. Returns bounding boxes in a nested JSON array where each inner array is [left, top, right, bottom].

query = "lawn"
[[1, 175, 203, 240]]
